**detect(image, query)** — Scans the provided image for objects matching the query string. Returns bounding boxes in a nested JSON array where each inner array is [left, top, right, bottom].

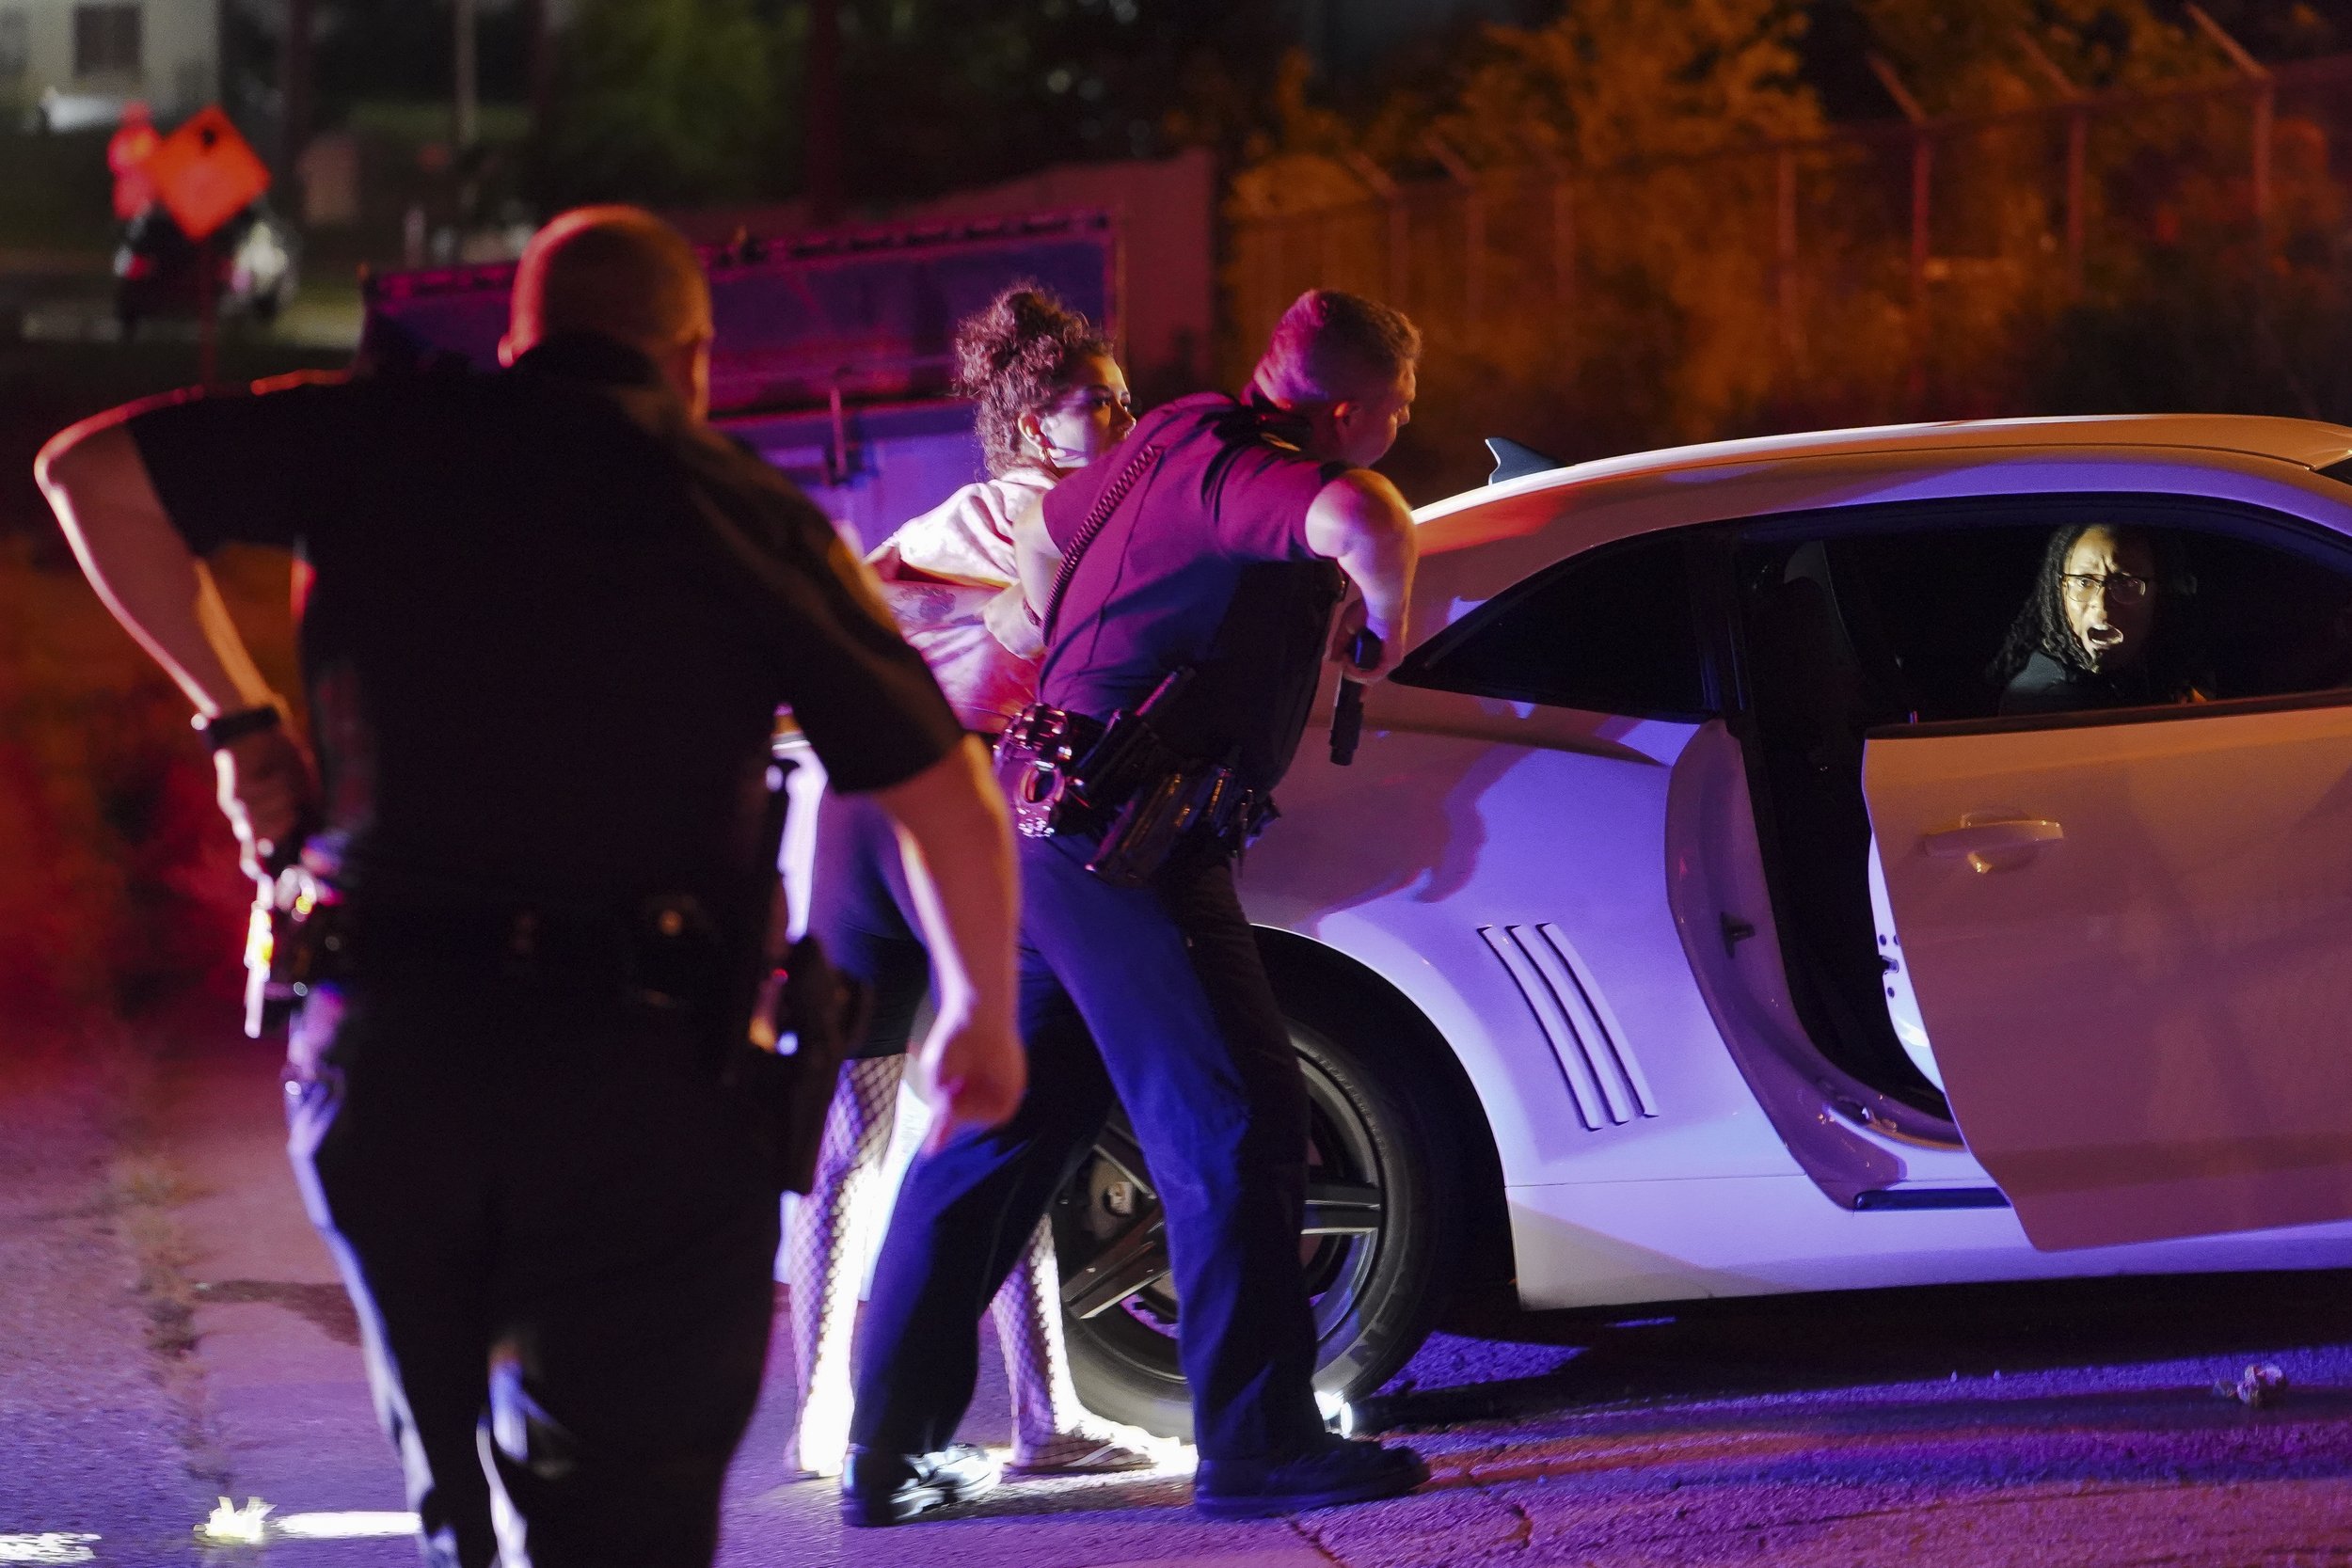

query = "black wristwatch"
[[194, 705, 283, 753]]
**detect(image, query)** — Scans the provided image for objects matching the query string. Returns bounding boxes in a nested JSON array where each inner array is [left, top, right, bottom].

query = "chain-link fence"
[[1227, 52, 2352, 490]]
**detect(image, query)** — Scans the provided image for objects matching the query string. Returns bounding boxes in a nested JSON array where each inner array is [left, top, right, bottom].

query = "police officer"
[[35, 206, 1024, 1568], [845, 289, 1426, 1524]]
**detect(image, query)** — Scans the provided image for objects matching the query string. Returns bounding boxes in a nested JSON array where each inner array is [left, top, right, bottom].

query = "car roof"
[[1414, 414, 2352, 550]]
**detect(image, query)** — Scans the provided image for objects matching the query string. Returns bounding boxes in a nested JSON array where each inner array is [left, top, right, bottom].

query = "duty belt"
[[260, 887, 729, 1005], [996, 698, 1274, 886]]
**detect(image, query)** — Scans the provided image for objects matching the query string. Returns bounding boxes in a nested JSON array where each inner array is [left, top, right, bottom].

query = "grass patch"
[[0, 129, 117, 253]]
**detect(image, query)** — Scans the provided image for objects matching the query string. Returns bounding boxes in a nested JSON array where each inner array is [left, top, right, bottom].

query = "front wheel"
[[1051, 981, 1465, 1440]]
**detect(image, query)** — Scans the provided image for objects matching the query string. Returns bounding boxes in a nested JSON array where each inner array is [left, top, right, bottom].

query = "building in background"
[[3, 0, 219, 131]]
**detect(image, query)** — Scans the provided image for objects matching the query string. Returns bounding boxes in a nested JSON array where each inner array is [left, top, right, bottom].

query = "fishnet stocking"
[[784, 1055, 901, 1477], [992, 1203, 1087, 1451], [785, 1057, 1157, 1474]]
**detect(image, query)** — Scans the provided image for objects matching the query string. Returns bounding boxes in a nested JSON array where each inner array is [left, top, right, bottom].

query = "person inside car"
[[1990, 523, 2207, 715], [1880, 521, 2208, 1097]]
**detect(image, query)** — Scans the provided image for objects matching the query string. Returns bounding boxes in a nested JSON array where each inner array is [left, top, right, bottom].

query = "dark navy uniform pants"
[[850, 832, 1327, 1461], [285, 972, 779, 1568], [805, 784, 937, 1059]]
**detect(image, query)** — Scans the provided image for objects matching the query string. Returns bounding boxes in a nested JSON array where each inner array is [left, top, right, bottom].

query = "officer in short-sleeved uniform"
[[849, 387, 1426, 1513], [120, 330, 967, 1566]]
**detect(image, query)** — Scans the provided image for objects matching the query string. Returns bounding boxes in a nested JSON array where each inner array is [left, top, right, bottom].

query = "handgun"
[[1329, 629, 1384, 766]]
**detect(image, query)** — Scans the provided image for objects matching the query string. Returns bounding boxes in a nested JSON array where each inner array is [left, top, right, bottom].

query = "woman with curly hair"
[[783, 285, 1150, 1481]]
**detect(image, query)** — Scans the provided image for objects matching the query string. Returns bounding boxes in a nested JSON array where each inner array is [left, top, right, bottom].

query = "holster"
[[733, 934, 873, 1195], [258, 865, 863, 1196]]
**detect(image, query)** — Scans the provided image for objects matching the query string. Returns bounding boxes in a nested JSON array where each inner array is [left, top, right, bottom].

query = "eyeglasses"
[[2060, 572, 2153, 604]]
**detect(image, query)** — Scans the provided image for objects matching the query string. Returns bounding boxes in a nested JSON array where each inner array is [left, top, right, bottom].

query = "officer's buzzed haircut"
[[1252, 289, 1422, 406], [510, 205, 711, 351]]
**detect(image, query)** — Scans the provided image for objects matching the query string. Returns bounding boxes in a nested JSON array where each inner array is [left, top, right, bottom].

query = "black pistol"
[[1329, 629, 1384, 766]]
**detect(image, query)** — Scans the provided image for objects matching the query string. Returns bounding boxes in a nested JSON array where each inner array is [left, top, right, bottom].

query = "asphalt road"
[[9, 1020, 2352, 1568]]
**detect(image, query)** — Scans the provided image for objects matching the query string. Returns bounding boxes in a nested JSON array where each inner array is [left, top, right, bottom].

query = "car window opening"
[[1734, 510, 2352, 1115], [1393, 533, 1714, 721]]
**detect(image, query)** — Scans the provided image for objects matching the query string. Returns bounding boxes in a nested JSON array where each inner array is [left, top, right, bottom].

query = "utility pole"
[[806, 0, 843, 223], [278, 0, 312, 182], [1422, 129, 1484, 331], [453, 0, 479, 153], [1869, 53, 1933, 412], [1342, 150, 1407, 310], [2186, 3, 2272, 237], [526, 0, 555, 142], [452, 0, 479, 229], [2014, 30, 2087, 299]]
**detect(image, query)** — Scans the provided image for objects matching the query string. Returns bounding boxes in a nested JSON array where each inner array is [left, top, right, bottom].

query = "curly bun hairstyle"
[[953, 284, 1113, 477]]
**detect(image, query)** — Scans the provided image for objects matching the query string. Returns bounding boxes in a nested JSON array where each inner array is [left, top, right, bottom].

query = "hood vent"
[[1479, 923, 1658, 1129]]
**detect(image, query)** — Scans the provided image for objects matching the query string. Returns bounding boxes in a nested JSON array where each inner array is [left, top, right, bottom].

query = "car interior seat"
[[1742, 545, 1948, 1113]]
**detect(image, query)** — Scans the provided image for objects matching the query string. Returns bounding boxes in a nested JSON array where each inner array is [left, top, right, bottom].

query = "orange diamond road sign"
[[145, 106, 271, 244]]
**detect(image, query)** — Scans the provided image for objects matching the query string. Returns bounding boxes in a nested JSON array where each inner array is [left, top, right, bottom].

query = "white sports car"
[[1033, 413, 2352, 1437]]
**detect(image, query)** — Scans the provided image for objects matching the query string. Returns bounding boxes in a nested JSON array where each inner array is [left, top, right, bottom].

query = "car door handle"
[[1923, 817, 2064, 864]]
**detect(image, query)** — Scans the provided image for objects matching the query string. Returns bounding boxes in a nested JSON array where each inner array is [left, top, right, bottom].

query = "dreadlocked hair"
[[1987, 522, 2201, 694], [953, 285, 1112, 478]]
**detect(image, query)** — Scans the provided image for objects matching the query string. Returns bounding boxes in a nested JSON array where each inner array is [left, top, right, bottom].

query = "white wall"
[[4, 0, 219, 122]]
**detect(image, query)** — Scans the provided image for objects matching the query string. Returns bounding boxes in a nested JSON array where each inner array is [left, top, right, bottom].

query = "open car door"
[[1864, 697, 2352, 1250]]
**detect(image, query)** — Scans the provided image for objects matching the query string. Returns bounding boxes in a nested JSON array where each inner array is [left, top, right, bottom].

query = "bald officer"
[[36, 206, 1024, 1568]]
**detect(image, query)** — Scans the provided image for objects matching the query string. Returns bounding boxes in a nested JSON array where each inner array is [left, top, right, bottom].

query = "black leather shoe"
[[839, 1443, 1001, 1527], [1193, 1435, 1429, 1518]]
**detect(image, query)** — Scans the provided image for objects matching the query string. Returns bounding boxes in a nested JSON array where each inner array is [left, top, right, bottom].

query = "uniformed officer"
[[845, 288, 1427, 1523], [35, 206, 1024, 1568]]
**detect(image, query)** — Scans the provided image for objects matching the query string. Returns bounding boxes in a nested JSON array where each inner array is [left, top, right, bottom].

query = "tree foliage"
[[537, 0, 787, 206], [1226, 0, 2352, 494], [1231, 2, 1828, 471], [533, 0, 1294, 210]]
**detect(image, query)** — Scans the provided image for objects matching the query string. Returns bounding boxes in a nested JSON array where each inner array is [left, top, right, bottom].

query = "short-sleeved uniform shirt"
[[128, 332, 963, 927], [1038, 392, 1347, 792]]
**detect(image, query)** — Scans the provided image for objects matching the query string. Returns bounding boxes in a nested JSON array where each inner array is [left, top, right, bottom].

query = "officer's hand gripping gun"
[[241, 828, 331, 1039], [1329, 628, 1384, 767]]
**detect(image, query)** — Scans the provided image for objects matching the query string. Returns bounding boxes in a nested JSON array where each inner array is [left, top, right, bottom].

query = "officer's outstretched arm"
[[1304, 468, 1418, 678], [871, 736, 1025, 1149], [38, 418, 313, 876]]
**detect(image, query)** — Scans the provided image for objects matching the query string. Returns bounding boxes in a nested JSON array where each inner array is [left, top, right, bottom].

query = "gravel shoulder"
[[0, 1037, 215, 1568]]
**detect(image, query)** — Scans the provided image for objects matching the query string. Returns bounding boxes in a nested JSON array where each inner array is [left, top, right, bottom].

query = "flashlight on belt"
[[1329, 628, 1383, 767]]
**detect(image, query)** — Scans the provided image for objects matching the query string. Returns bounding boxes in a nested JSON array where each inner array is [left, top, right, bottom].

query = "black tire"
[[1051, 974, 1466, 1440]]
